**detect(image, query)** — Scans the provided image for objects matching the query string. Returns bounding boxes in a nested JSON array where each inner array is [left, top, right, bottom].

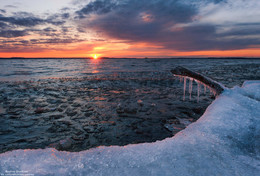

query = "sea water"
[[0, 58, 259, 82]]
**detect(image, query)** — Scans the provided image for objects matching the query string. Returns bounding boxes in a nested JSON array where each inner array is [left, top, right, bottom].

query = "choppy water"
[[0, 58, 259, 82]]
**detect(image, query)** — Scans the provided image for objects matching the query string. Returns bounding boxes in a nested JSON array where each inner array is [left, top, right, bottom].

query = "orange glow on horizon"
[[1, 44, 260, 58]]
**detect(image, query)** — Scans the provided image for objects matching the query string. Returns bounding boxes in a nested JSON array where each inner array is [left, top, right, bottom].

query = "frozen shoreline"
[[0, 81, 259, 176]]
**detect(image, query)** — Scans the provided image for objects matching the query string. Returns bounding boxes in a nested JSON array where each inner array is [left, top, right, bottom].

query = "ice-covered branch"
[[171, 66, 226, 96]]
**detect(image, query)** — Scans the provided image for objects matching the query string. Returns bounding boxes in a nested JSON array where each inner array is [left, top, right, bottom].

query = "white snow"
[[0, 81, 260, 176]]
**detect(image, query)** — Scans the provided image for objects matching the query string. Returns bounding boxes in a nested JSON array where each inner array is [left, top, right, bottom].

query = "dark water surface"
[[0, 58, 259, 153], [0, 58, 259, 84]]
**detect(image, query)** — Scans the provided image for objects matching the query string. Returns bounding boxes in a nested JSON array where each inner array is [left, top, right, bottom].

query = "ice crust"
[[0, 81, 259, 176]]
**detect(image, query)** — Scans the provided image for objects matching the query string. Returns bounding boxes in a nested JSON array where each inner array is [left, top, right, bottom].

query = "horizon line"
[[0, 57, 260, 59]]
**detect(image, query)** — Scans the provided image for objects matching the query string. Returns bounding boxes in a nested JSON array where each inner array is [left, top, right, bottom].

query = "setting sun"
[[93, 54, 98, 60]]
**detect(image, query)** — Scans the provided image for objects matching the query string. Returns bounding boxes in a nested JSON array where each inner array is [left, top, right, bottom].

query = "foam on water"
[[0, 81, 259, 176]]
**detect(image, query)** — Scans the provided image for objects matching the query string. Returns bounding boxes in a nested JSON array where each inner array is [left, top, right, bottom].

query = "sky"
[[0, 0, 260, 58]]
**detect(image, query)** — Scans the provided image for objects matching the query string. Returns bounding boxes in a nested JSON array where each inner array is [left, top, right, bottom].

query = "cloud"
[[0, 11, 66, 31], [0, 38, 91, 53], [1, 0, 259, 55], [0, 42, 45, 53], [76, 0, 118, 18], [4, 5, 18, 9], [0, 16, 44, 27], [76, 0, 196, 21], [0, 2, 88, 53], [1, 38, 82, 45], [29, 38, 84, 44], [75, 0, 260, 51], [0, 11, 68, 39], [61, 7, 71, 11], [0, 14, 65, 27], [0, 30, 28, 38], [0, 21, 9, 29], [61, 13, 70, 19], [0, 9, 6, 14]]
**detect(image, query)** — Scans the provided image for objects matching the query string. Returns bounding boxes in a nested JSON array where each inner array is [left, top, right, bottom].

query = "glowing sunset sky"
[[0, 0, 260, 58]]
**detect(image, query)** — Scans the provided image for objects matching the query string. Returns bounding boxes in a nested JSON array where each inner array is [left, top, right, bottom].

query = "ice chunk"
[[0, 81, 259, 176]]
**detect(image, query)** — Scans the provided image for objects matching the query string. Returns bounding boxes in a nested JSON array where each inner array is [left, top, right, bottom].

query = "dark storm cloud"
[[75, 0, 260, 51]]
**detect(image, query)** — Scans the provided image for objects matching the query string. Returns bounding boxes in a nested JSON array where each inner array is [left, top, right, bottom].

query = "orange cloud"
[[1, 40, 260, 58]]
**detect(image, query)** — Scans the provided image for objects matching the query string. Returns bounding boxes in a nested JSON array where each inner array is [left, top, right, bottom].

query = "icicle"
[[197, 81, 201, 102], [212, 89, 217, 96], [174, 74, 218, 103], [179, 76, 183, 83], [183, 77, 187, 101], [189, 78, 193, 100], [209, 87, 212, 95], [207, 85, 217, 97]]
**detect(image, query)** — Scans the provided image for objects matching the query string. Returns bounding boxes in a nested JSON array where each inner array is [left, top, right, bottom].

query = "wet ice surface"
[[0, 81, 259, 176], [0, 58, 259, 153], [0, 72, 214, 153], [197, 63, 260, 88]]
